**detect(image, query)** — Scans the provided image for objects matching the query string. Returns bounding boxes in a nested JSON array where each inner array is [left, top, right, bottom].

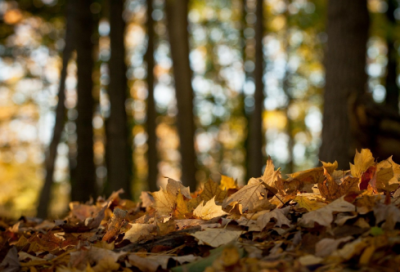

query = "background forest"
[[0, 0, 398, 218]]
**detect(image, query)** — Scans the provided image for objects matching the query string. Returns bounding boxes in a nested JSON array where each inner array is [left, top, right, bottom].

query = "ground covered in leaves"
[[2, 149, 400, 271]]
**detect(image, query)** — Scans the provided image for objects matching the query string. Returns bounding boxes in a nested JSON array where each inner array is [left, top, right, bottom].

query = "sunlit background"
[[0, 0, 395, 217]]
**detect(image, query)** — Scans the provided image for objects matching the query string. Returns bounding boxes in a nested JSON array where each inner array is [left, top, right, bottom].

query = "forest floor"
[[1, 149, 400, 272]]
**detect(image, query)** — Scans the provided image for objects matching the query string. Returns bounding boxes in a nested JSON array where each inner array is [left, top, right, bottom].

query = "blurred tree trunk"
[[319, 0, 369, 169], [72, 0, 96, 202], [283, 0, 294, 173], [105, 0, 132, 198], [248, 0, 264, 178], [165, 0, 197, 190], [241, 0, 251, 182], [385, 0, 399, 112], [146, 0, 158, 192], [37, 0, 75, 218]]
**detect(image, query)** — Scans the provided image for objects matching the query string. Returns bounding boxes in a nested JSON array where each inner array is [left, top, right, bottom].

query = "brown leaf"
[[223, 178, 275, 213]]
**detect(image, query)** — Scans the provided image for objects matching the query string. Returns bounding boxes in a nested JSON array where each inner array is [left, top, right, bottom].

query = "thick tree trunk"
[[37, 0, 75, 218], [248, 0, 264, 178], [105, 0, 132, 198], [72, 0, 96, 202], [146, 0, 158, 192], [165, 0, 197, 190], [384, 0, 399, 112], [319, 0, 369, 169]]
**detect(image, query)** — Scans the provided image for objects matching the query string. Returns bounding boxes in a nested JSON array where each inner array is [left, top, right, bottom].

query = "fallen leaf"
[[191, 228, 242, 248], [262, 157, 281, 187], [350, 149, 375, 178], [219, 175, 237, 191], [373, 203, 400, 230], [315, 237, 353, 257], [299, 196, 355, 227], [0, 247, 20, 272], [123, 223, 155, 243], [256, 207, 291, 230], [294, 195, 327, 211], [193, 196, 227, 220], [223, 178, 275, 213], [166, 178, 192, 199], [152, 188, 176, 216]]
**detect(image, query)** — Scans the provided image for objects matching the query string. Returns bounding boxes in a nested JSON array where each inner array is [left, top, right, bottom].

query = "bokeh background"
[[0, 0, 397, 218]]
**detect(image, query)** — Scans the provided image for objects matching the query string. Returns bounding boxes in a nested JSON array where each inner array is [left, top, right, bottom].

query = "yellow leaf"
[[152, 188, 176, 216], [219, 175, 236, 191], [123, 223, 155, 243], [350, 149, 375, 178], [174, 191, 189, 219], [294, 195, 327, 211], [193, 196, 227, 220], [92, 257, 120, 272]]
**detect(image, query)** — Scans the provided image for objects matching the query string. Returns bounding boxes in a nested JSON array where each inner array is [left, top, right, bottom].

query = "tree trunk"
[[165, 0, 197, 190], [319, 0, 369, 169], [105, 0, 132, 198], [72, 0, 96, 202], [146, 0, 159, 192], [248, 0, 264, 178], [37, 0, 76, 218], [385, 0, 399, 112], [283, 0, 294, 173], [241, 0, 252, 182]]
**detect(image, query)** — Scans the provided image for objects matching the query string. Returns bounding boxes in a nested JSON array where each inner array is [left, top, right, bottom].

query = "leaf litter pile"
[[2, 149, 400, 271]]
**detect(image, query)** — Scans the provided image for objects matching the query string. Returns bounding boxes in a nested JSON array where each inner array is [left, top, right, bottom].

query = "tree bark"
[[319, 0, 369, 169], [105, 0, 132, 198], [165, 0, 197, 190], [72, 0, 96, 202], [283, 0, 294, 173], [241, 0, 252, 182], [37, 0, 76, 218], [248, 0, 265, 178], [146, 0, 159, 192], [384, 0, 399, 112]]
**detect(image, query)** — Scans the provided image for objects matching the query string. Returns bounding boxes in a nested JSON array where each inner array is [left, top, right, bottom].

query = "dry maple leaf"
[[262, 157, 281, 187], [223, 178, 275, 213], [319, 168, 360, 201], [123, 223, 155, 243], [220, 175, 237, 191], [193, 196, 227, 220], [256, 206, 291, 230], [69, 247, 125, 271], [188, 179, 227, 211], [173, 191, 190, 219], [276, 163, 337, 196], [373, 203, 400, 230], [166, 178, 192, 199], [315, 236, 353, 257], [350, 149, 375, 178], [152, 188, 176, 216], [191, 228, 242, 248], [102, 208, 128, 242], [299, 196, 355, 227], [294, 194, 327, 211]]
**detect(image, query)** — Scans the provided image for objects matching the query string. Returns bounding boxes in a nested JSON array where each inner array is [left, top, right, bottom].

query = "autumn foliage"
[[2, 149, 400, 271]]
